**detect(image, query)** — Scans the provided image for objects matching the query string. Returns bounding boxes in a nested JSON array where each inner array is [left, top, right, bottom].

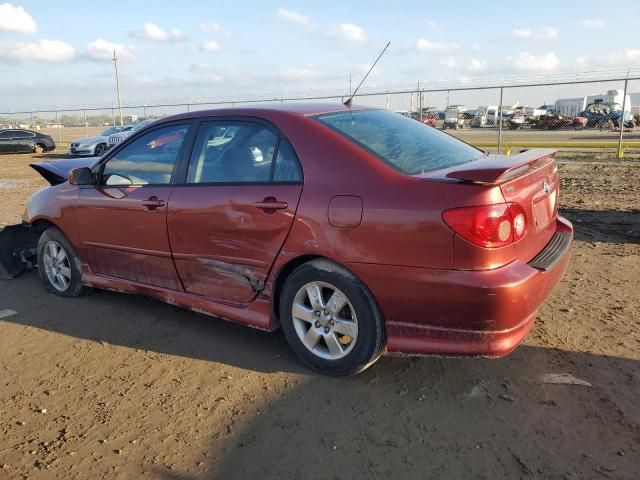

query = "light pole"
[[112, 50, 123, 126]]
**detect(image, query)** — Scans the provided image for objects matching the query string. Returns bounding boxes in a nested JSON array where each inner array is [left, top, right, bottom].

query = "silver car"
[[107, 120, 153, 149], [69, 126, 131, 157]]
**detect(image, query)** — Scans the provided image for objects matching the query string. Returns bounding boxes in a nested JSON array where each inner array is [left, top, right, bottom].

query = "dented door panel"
[[167, 185, 302, 304]]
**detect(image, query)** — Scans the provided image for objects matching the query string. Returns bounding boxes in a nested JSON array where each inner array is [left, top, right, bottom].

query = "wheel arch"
[[271, 254, 381, 323]]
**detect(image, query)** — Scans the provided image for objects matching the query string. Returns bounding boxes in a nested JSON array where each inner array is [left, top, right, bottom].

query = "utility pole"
[[112, 50, 123, 126]]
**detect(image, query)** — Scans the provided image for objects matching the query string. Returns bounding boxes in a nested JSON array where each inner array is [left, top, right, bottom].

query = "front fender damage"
[[0, 224, 39, 279]]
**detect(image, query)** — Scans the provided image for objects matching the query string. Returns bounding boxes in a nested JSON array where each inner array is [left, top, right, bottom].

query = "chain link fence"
[[1, 71, 639, 158]]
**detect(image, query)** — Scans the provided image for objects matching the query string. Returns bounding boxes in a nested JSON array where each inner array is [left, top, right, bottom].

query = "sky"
[[1, 0, 639, 112]]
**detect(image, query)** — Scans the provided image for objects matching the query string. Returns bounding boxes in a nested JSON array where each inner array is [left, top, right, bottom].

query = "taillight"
[[442, 203, 527, 248]]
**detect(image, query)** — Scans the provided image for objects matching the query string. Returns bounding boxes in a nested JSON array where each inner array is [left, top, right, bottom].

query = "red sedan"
[[19, 104, 572, 375]]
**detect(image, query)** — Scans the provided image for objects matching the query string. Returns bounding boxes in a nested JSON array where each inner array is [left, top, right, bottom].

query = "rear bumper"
[[348, 216, 573, 357]]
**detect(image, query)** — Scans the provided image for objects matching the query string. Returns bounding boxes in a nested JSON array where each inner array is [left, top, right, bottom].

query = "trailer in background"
[[555, 97, 586, 117]]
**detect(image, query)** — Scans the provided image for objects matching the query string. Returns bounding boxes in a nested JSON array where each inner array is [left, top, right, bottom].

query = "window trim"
[[95, 120, 196, 187], [174, 116, 303, 187]]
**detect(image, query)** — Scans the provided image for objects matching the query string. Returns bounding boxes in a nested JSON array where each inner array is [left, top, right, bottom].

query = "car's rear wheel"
[[94, 143, 107, 156], [37, 227, 90, 297], [279, 259, 385, 376]]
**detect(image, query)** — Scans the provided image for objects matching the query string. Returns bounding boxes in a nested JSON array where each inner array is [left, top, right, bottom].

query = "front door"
[[167, 120, 303, 304], [76, 123, 191, 290]]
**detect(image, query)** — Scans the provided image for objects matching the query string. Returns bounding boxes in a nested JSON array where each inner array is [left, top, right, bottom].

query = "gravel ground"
[[0, 152, 639, 479]]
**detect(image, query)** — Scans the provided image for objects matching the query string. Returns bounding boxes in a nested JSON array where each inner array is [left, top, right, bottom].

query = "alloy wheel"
[[42, 240, 72, 292], [291, 281, 358, 360]]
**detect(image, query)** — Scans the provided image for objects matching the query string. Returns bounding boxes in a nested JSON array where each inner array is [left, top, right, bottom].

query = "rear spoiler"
[[446, 148, 557, 184]]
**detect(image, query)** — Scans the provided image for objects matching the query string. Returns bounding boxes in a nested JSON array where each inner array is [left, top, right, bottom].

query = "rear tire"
[[279, 259, 385, 376], [37, 227, 91, 297]]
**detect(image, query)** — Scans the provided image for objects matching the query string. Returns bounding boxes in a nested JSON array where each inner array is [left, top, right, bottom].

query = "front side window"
[[187, 122, 280, 184], [101, 125, 188, 186], [314, 109, 485, 174]]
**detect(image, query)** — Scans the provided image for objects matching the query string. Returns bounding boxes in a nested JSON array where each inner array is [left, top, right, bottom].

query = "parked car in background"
[[69, 126, 128, 157], [5, 104, 573, 376], [0, 129, 55, 154], [107, 120, 153, 149], [442, 106, 465, 129], [579, 102, 634, 129]]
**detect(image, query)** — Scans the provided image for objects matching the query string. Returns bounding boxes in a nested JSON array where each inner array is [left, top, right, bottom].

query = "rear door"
[[76, 123, 192, 289], [167, 119, 303, 304], [11, 130, 35, 152]]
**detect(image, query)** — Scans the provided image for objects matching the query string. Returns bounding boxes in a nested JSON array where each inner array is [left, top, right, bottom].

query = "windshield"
[[100, 126, 121, 136], [314, 109, 484, 174]]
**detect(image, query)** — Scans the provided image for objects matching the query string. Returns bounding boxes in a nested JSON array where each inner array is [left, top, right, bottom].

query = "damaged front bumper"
[[0, 223, 39, 279]]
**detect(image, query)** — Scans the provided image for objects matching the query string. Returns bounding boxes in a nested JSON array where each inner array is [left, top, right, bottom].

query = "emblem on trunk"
[[543, 181, 551, 194]]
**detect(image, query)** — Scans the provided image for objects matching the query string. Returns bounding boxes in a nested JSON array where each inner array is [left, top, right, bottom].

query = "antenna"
[[344, 41, 391, 107]]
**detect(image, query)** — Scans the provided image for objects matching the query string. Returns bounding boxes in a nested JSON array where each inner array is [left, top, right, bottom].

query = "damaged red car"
[[3, 104, 573, 376]]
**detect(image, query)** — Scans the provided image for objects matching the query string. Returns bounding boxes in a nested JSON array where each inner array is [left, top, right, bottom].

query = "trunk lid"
[[441, 148, 560, 263], [30, 157, 98, 185]]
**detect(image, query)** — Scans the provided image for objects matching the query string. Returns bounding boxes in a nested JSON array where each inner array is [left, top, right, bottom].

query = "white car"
[[107, 120, 153, 149], [69, 126, 131, 157]]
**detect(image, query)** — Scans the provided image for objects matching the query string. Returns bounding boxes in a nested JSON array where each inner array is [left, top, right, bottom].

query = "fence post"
[[84, 110, 88, 136], [418, 81, 422, 122], [497, 86, 504, 154], [55, 111, 61, 143], [617, 77, 629, 159], [30, 112, 34, 129]]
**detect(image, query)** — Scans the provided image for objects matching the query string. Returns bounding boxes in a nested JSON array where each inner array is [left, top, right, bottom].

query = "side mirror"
[[68, 167, 94, 186]]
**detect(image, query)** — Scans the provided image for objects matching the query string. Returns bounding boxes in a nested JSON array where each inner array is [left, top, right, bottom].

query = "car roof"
[[160, 103, 376, 123]]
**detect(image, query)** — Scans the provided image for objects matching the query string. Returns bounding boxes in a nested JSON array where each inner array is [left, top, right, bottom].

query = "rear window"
[[314, 109, 484, 174]]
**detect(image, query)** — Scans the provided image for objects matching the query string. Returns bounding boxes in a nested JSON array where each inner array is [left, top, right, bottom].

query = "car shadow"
[[2, 272, 638, 479], [561, 208, 639, 244], [2, 271, 307, 375], [168, 346, 639, 480]]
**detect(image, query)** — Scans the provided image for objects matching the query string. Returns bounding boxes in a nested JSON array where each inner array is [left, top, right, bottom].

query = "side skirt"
[[81, 269, 276, 332]]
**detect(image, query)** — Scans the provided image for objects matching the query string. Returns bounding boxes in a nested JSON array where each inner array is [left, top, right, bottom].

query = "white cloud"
[[86, 38, 136, 62], [328, 23, 367, 43], [506, 52, 559, 71], [201, 40, 222, 53], [581, 19, 606, 28], [199, 22, 230, 36], [130, 23, 187, 42], [416, 38, 460, 52], [607, 49, 640, 64], [440, 57, 488, 72], [0, 3, 36, 33], [512, 26, 559, 39], [279, 67, 324, 81], [0, 39, 74, 61], [188, 62, 223, 81], [426, 20, 440, 30], [276, 8, 310, 27]]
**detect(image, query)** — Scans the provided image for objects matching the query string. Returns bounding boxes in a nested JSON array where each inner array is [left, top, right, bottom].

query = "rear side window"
[[186, 121, 302, 184], [314, 109, 485, 174]]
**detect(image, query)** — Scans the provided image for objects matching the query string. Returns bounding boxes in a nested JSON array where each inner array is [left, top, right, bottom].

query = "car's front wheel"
[[279, 259, 385, 376], [94, 143, 107, 156], [37, 227, 90, 297]]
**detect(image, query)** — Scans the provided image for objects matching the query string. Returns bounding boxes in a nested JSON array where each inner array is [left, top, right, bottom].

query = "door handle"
[[254, 197, 288, 213], [142, 196, 166, 210]]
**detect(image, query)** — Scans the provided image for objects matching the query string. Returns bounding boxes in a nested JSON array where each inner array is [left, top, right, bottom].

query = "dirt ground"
[[0, 150, 639, 479]]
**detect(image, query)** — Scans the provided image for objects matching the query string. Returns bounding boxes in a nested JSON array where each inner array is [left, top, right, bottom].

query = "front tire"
[[37, 227, 90, 297], [279, 259, 385, 376], [34, 144, 45, 154], [94, 143, 107, 156]]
